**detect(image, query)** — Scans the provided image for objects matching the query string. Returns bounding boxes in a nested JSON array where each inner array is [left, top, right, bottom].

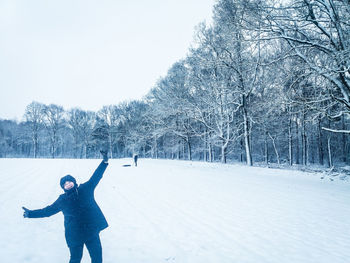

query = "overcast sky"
[[0, 0, 214, 121]]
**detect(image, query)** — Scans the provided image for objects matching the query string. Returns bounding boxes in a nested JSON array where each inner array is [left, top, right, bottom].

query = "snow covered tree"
[[24, 101, 45, 158], [149, 61, 196, 160], [266, 0, 350, 133], [185, 0, 266, 164], [97, 105, 123, 158], [68, 108, 95, 158], [43, 104, 65, 158]]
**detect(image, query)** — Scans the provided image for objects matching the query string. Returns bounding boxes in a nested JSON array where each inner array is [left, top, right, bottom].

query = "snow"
[[0, 158, 349, 263]]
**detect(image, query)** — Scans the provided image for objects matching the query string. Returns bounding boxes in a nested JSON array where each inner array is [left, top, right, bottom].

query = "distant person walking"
[[133, 154, 138, 167], [22, 150, 109, 263]]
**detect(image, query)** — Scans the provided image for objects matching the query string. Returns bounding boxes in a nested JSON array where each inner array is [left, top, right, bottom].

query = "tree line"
[[1, 0, 350, 167]]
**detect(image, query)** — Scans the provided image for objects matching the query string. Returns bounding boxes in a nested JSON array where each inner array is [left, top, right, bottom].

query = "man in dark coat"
[[22, 151, 109, 263], [133, 154, 138, 167]]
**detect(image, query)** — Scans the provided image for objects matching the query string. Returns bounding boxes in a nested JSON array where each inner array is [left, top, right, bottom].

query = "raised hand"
[[100, 150, 108, 163], [22, 207, 31, 218]]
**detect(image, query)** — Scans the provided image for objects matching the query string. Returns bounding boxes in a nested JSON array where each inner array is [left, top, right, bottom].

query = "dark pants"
[[69, 234, 102, 263]]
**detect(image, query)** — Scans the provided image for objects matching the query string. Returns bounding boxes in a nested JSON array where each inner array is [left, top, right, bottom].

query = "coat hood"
[[60, 175, 77, 192]]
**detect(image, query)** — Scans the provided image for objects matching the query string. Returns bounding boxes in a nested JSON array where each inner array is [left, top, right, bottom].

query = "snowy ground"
[[0, 158, 349, 263]]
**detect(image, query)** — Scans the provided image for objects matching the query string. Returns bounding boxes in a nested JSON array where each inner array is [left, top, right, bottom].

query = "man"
[[133, 153, 138, 167], [22, 151, 109, 263]]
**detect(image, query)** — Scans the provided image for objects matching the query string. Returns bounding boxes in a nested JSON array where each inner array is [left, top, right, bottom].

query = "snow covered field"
[[0, 158, 349, 263]]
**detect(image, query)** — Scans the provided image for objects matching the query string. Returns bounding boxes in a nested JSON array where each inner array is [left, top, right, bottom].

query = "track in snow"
[[0, 158, 349, 263]]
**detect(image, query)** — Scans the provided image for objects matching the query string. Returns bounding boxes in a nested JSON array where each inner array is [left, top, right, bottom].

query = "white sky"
[[0, 0, 215, 121]]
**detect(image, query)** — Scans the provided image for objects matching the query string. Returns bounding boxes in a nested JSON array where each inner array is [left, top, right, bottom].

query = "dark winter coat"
[[27, 161, 109, 247]]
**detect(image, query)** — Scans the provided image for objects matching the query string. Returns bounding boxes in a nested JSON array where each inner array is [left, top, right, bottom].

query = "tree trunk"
[[327, 120, 332, 167], [208, 142, 213, 162], [243, 106, 252, 166], [182, 141, 185, 160], [221, 141, 227, 164], [51, 130, 57, 159], [108, 133, 113, 159], [288, 116, 293, 166], [302, 112, 307, 165], [205, 128, 209, 162], [317, 115, 324, 165], [187, 137, 192, 161], [268, 133, 280, 165], [295, 117, 300, 164], [327, 136, 333, 167], [264, 131, 268, 165], [342, 115, 346, 163], [154, 137, 158, 159], [240, 137, 244, 162], [33, 133, 38, 158]]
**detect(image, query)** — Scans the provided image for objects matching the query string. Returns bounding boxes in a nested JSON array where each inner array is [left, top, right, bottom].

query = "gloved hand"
[[100, 150, 108, 163], [22, 207, 31, 218]]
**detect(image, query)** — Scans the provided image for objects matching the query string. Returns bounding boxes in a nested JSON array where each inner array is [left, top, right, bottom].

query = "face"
[[64, 181, 75, 190]]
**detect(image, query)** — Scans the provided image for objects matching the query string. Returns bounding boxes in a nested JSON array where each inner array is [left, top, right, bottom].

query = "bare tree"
[[24, 101, 45, 158], [266, 0, 350, 132], [68, 108, 95, 158], [43, 104, 65, 158], [97, 105, 124, 158]]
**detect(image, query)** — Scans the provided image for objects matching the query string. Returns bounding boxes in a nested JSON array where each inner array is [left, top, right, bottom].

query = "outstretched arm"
[[85, 151, 109, 189], [23, 198, 61, 218]]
